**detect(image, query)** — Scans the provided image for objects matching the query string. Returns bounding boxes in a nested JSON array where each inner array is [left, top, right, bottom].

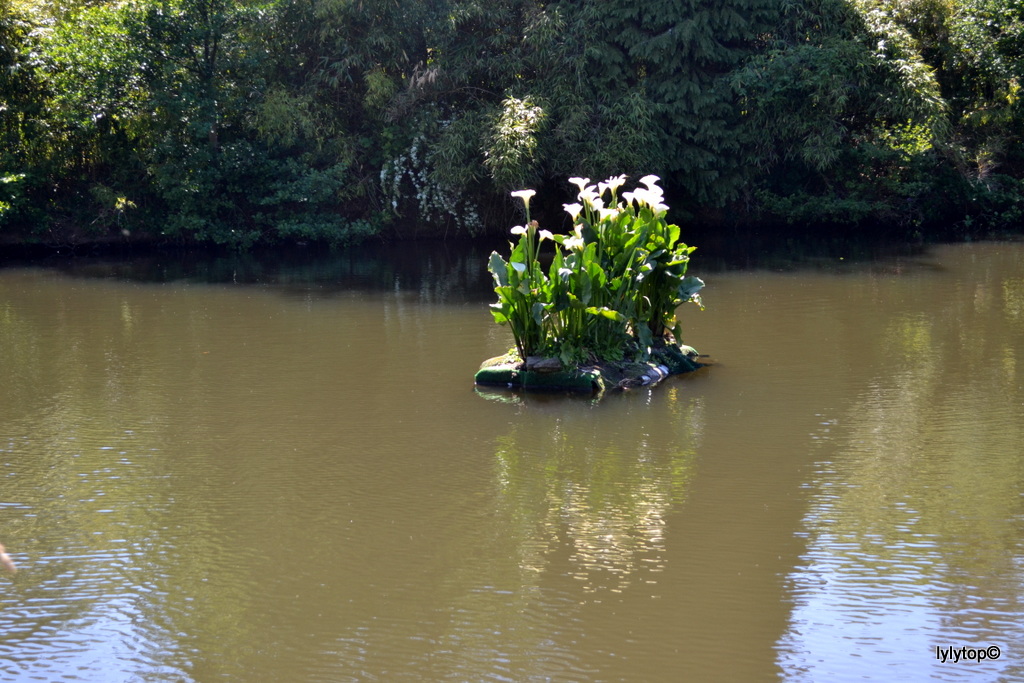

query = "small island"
[[475, 175, 706, 395]]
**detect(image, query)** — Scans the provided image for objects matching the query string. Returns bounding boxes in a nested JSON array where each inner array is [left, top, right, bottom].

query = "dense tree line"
[[0, 0, 1021, 246]]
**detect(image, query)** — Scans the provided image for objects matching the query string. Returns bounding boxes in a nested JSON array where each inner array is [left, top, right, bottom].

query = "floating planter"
[[476, 175, 706, 395], [474, 343, 704, 395]]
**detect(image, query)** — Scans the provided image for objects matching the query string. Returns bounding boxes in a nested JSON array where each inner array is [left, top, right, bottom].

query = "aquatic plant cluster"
[[488, 175, 705, 364]]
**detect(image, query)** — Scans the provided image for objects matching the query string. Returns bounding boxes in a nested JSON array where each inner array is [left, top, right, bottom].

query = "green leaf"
[[489, 251, 509, 287], [489, 303, 509, 325], [532, 301, 546, 325], [637, 324, 654, 357], [585, 306, 626, 322], [666, 223, 680, 245], [677, 275, 705, 302]]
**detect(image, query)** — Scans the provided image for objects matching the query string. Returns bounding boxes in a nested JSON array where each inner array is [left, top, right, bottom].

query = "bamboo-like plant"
[[488, 176, 704, 364]]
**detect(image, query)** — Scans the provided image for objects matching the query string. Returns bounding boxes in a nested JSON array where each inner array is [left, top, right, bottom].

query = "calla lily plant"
[[488, 175, 704, 364]]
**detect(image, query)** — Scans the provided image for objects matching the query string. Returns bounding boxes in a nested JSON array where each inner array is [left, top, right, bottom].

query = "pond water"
[[0, 240, 1022, 682]]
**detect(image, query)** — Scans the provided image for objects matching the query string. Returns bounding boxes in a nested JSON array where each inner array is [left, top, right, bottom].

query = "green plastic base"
[[473, 344, 704, 394], [474, 365, 604, 392]]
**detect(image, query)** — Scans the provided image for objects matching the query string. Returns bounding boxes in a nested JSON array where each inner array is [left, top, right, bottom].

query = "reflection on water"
[[492, 389, 702, 596], [3, 240, 501, 304], [775, 243, 1024, 682], [0, 240, 1022, 681]]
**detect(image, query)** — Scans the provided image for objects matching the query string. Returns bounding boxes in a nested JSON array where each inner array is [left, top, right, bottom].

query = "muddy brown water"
[[0, 241, 1022, 681]]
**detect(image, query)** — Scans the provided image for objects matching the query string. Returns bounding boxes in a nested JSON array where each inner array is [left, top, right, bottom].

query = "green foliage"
[[379, 119, 485, 234], [1, 1, 57, 228], [728, 0, 947, 225], [0, 173, 26, 221], [0, 0, 391, 243], [730, 0, 1024, 230], [485, 97, 546, 191], [30, 2, 149, 231], [587, 0, 778, 205], [2, 0, 1024, 242], [488, 176, 704, 365]]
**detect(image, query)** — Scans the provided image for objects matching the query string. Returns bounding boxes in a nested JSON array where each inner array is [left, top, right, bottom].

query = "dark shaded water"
[[1, 240, 1022, 681]]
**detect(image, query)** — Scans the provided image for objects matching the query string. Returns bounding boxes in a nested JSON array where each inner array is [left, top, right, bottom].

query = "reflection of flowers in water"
[[494, 392, 702, 595], [558, 479, 669, 593]]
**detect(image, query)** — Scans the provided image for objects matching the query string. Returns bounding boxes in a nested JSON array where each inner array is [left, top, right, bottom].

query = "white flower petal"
[[580, 189, 604, 211], [639, 174, 661, 190], [629, 187, 666, 209], [563, 202, 583, 221], [605, 174, 627, 193], [510, 189, 536, 201], [568, 177, 590, 192]]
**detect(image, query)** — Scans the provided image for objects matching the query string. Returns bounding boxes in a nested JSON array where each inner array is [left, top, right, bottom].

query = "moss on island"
[[475, 342, 703, 395]]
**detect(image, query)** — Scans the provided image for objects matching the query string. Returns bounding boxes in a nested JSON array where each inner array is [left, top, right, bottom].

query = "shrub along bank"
[[1, 0, 1023, 247]]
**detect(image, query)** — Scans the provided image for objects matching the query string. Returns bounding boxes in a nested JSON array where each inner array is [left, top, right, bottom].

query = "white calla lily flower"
[[510, 189, 536, 210], [639, 174, 661, 190], [579, 189, 604, 211], [568, 177, 590, 193], [603, 174, 627, 195], [564, 235, 585, 251], [628, 187, 667, 210]]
